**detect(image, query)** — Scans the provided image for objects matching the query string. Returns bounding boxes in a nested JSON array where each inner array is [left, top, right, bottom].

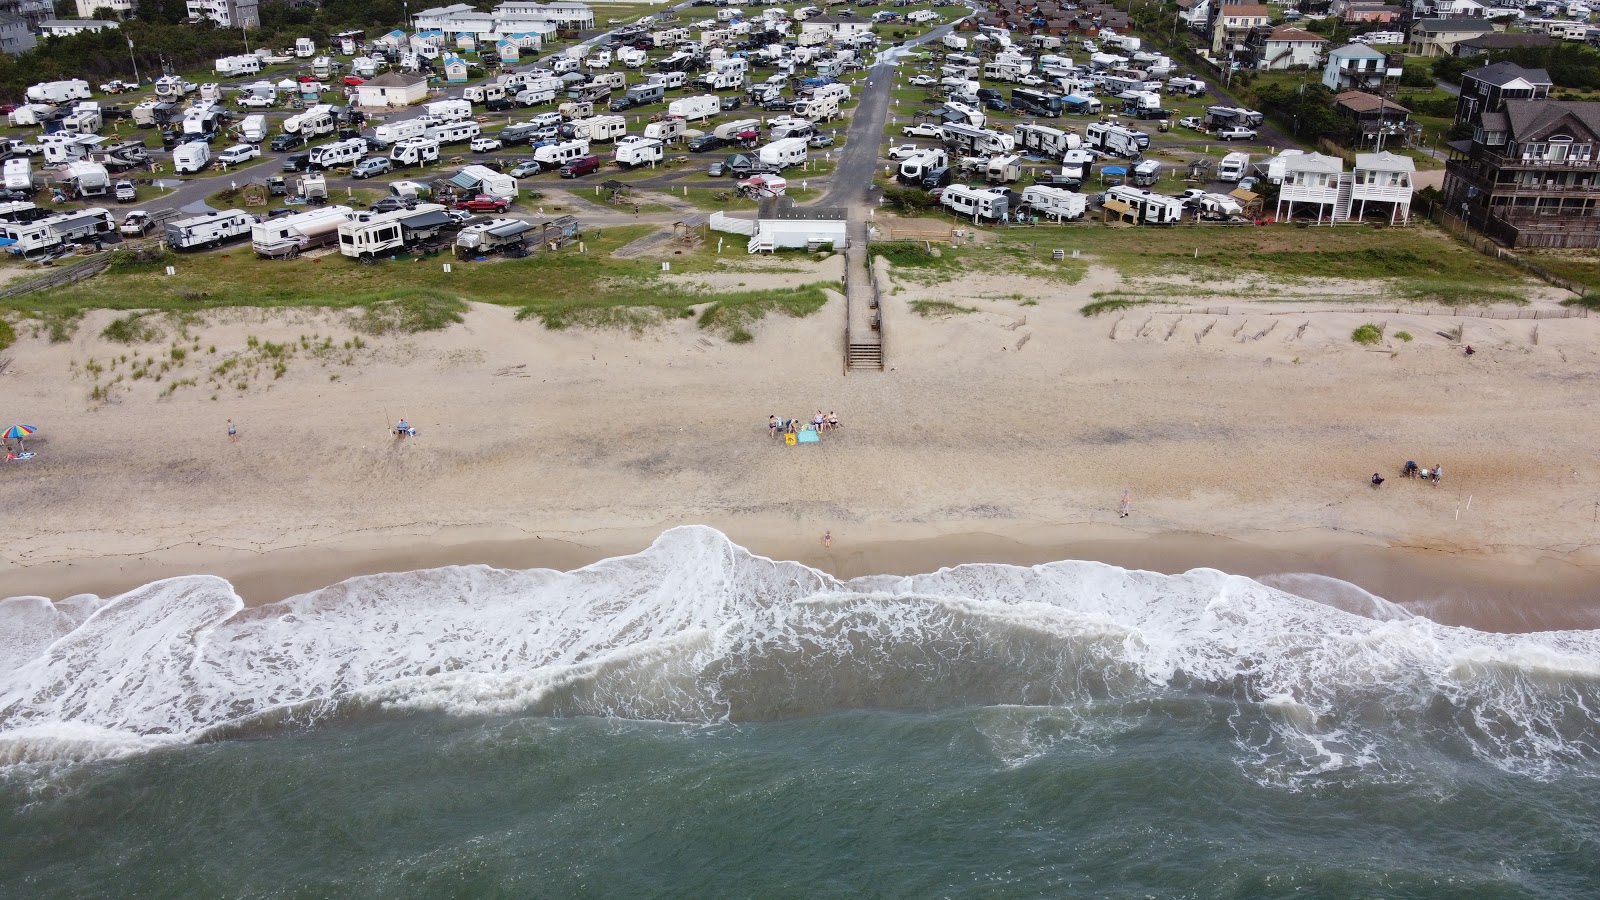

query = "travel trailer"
[[456, 217, 534, 257], [63, 161, 110, 198], [450, 164, 517, 199], [172, 141, 211, 175], [390, 137, 441, 167], [308, 138, 367, 170], [562, 115, 627, 142], [1130, 159, 1162, 187], [153, 76, 197, 99], [985, 155, 1022, 184], [215, 55, 262, 77], [25, 80, 90, 104], [3, 158, 32, 193], [1014, 123, 1077, 158], [614, 136, 665, 167], [424, 99, 473, 122], [283, 104, 335, 138], [714, 119, 760, 140], [533, 139, 590, 169], [1102, 185, 1184, 224], [611, 82, 664, 111], [643, 118, 687, 143], [237, 114, 267, 144], [373, 119, 427, 147], [337, 203, 451, 259], [165, 209, 255, 250], [940, 123, 1015, 157], [757, 137, 808, 169], [252, 205, 354, 258], [0, 207, 113, 255], [940, 184, 1009, 222], [667, 94, 720, 122], [1019, 185, 1087, 221], [897, 148, 948, 183], [1084, 122, 1148, 158], [426, 119, 481, 145]]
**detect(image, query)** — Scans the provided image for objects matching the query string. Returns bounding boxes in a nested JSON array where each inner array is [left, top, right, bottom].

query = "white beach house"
[[1275, 152, 1346, 224], [1350, 151, 1414, 225]]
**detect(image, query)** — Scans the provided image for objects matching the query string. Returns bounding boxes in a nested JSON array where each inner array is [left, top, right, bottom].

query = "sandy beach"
[[4, 253, 1600, 629]]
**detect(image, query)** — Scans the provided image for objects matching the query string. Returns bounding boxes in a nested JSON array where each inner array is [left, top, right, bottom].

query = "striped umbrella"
[[4, 424, 36, 451]]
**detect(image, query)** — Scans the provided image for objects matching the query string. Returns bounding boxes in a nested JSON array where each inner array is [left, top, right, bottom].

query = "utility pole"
[[127, 36, 140, 85]]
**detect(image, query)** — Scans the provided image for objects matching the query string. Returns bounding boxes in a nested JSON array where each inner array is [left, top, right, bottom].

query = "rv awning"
[[48, 211, 106, 231], [486, 219, 533, 238], [400, 209, 452, 230], [449, 171, 482, 190]]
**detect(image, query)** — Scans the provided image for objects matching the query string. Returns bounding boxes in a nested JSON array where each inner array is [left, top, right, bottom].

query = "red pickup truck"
[[454, 194, 511, 213]]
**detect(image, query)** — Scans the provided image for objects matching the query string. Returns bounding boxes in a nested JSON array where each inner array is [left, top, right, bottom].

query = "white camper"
[[566, 115, 627, 142], [337, 203, 450, 259], [1014, 123, 1077, 158], [455, 217, 534, 256], [63, 161, 110, 197], [373, 118, 427, 147], [283, 104, 335, 138], [215, 55, 262, 77], [614, 136, 665, 167], [423, 98, 473, 122], [1102, 185, 1183, 224], [8, 104, 53, 128], [3, 158, 31, 193], [153, 76, 197, 99], [1218, 151, 1250, 183], [451, 164, 518, 199], [295, 37, 316, 58], [60, 103, 102, 135], [940, 184, 1010, 222], [757, 136, 808, 169], [643, 118, 687, 143], [390, 137, 441, 167], [252, 205, 355, 258], [1084, 122, 1148, 158], [0, 207, 113, 255], [238, 114, 267, 143], [714, 119, 761, 140], [533, 139, 590, 169], [985, 155, 1022, 184], [426, 119, 481, 145], [1019, 185, 1087, 221], [172, 141, 211, 175], [667, 94, 720, 122], [165, 209, 256, 250], [309, 138, 367, 170], [897, 148, 948, 183], [25, 80, 90, 104]]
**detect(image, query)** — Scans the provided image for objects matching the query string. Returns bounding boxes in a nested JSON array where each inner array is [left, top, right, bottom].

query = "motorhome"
[[1205, 105, 1265, 128], [373, 118, 427, 147], [1218, 151, 1250, 183], [667, 94, 720, 122], [562, 115, 627, 142], [295, 37, 315, 58], [283, 104, 335, 138], [614, 136, 665, 167], [25, 80, 90, 104], [940, 123, 1015, 156], [940, 184, 1009, 222], [0, 207, 113, 255], [165, 209, 255, 250], [215, 55, 262, 77], [757, 136, 808, 169], [238, 114, 268, 143], [172, 141, 211, 175], [643, 118, 687, 143], [390, 137, 441, 167], [1062, 94, 1103, 116], [252, 205, 354, 258], [897, 148, 949, 184], [426, 119, 481, 145], [1084, 122, 1147, 158], [1019, 185, 1086, 221], [1014, 123, 1076, 158], [308, 138, 367, 170], [455, 217, 534, 257], [533, 139, 590, 169], [1011, 88, 1064, 118], [424, 99, 473, 122], [985, 155, 1022, 184], [1102, 185, 1183, 224], [154, 76, 197, 99], [312, 56, 333, 79], [337, 203, 451, 259]]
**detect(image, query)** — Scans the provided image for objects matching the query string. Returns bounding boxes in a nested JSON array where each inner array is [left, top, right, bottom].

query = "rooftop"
[[1503, 99, 1600, 140], [1413, 18, 1496, 33], [1464, 60, 1553, 88], [1266, 26, 1327, 42], [1356, 150, 1416, 172], [1336, 90, 1410, 114], [1330, 43, 1387, 58]]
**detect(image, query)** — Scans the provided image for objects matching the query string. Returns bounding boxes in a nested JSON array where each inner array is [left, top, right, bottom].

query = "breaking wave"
[[3, 526, 1600, 781]]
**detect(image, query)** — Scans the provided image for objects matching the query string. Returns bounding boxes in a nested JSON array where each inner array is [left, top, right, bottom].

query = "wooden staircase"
[[848, 342, 883, 370]]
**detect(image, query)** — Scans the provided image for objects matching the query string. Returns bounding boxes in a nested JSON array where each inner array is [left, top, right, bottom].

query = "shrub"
[[1394, 331, 1413, 342], [0, 318, 13, 352], [102, 312, 163, 344], [1352, 323, 1383, 345]]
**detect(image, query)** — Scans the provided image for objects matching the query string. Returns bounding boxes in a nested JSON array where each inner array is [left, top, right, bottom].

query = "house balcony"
[[1351, 184, 1413, 202], [1279, 186, 1341, 203]]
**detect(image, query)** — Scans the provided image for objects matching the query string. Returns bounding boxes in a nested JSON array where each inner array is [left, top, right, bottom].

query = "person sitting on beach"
[[1432, 464, 1443, 485], [814, 410, 826, 431], [827, 411, 839, 430], [1403, 460, 1418, 478], [1371, 473, 1384, 487], [769, 415, 779, 438]]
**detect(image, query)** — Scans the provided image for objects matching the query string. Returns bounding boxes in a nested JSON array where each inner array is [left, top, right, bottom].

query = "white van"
[[215, 144, 261, 166]]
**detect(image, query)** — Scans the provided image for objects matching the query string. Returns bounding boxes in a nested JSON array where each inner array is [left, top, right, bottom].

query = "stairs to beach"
[[847, 343, 883, 370]]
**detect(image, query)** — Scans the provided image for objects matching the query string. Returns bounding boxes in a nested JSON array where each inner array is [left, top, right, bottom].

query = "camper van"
[[757, 137, 808, 169], [373, 119, 427, 147], [1218, 151, 1250, 183], [1084, 122, 1148, 158], [667, 94, 720, 122], [252, 205, 354, 258], [614, 136, 665, 167], [172, 141, 212, 175], [1019, 185, 1086, 221], [165, 209, 256, 250], [424, 99, 474, 122], [562, 115, 627, 142], [283, 104, 335, 138], [940, 184, 1009, 222], [390, 137, 441, 167], [337, 203, 450, 259], [0, 207, 113, 255], [456, 217, 534, 257], [426, 119, 481, 145], [533, 139, 591, 170], [309, 138, 367, 170], [1101, 185, 1183, 224]]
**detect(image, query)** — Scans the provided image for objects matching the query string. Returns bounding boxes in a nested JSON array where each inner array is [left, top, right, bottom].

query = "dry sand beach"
[[4, 255, 1600, 628]]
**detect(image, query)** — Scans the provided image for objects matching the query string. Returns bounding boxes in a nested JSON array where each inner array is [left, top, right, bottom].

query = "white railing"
[[709, 211, 755, 236]]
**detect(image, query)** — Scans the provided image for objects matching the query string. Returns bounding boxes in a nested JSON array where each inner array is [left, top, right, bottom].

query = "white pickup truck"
[[903, 123, 944, 138]]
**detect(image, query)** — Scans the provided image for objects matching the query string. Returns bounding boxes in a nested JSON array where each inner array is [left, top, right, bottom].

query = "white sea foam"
[[2, 525, 1599, 781]]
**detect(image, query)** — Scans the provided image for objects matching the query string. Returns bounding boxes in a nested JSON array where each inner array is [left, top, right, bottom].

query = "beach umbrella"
[[4, 424, 35, 451]]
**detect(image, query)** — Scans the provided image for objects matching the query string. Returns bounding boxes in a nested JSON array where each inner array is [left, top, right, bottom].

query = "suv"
[[352, 157, 391, 178], [216, 144, 260, 166], [281, 152, 310, 172], [508, 160, 542, 178], [1217, 126, 1257, 141], [470, 136, 503, 153], [485, 97, 515, 112], [269, 133, 304, 152], [559, 155, 601, 178]]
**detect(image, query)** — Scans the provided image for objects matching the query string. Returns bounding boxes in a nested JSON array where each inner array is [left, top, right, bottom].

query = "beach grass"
[[909, 300, 978, 317]]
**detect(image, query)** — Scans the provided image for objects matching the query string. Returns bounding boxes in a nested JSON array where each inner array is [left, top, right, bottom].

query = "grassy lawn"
[[5, 224, 834, 342], [1517, 250, 1600, 299]]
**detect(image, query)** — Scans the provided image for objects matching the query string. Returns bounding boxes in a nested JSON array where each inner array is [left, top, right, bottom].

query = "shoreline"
[[8, 519, 1600, 634]]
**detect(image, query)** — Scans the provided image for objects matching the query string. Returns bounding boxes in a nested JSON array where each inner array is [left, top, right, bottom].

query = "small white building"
[[441, 53, 470, 83], [38, 18, 118, 37], [75, 0, 133, 17], [1322, 43, 1390, 92], [355, 71, 429, 108], [1275, 152, 1345, 224], [1256, 26, 1327, 71], [1350, 150, 1413, 225]]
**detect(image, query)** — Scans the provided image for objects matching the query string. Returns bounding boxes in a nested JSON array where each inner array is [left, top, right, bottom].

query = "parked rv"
[[0, 207, 113, 255], [667, 94, 720, 122], [391, 138, 440, 167], [614, 136, 665, 168], [534, 139, 591, 170], [940, 184, 1010, 222], [252, 205, 355, 258], [1019, 185, 1086, 221], [455, 217, 534, 257], [165, 209, 256, 250], [1101, 185, 1184, 224], [337, 203, 451, 259], [172, 141, 211, 175]]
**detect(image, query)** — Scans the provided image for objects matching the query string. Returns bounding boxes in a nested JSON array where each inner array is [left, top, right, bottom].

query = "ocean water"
[[3, 526, 1599, 897]]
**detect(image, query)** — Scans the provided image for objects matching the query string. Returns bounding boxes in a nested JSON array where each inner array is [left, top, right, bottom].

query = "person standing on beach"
[[1433, 464, 1443, 487], [227, 419, 237, 443], [823, 530, 832, 549], [769, 415, 779, 438], [1119, 489, 1132, 519]]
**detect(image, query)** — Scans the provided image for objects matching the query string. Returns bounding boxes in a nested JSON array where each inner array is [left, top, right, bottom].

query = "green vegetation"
[[1352, 323, 1383, 345], [909, 300, 977, 317], [1394, 331, 1414, 342], [0, 317, 12, 352], [348, 291, 468, 335], [526, 282, 830, 342], [1080, 298, 1148, 317], [101, 312, 164, 344]]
